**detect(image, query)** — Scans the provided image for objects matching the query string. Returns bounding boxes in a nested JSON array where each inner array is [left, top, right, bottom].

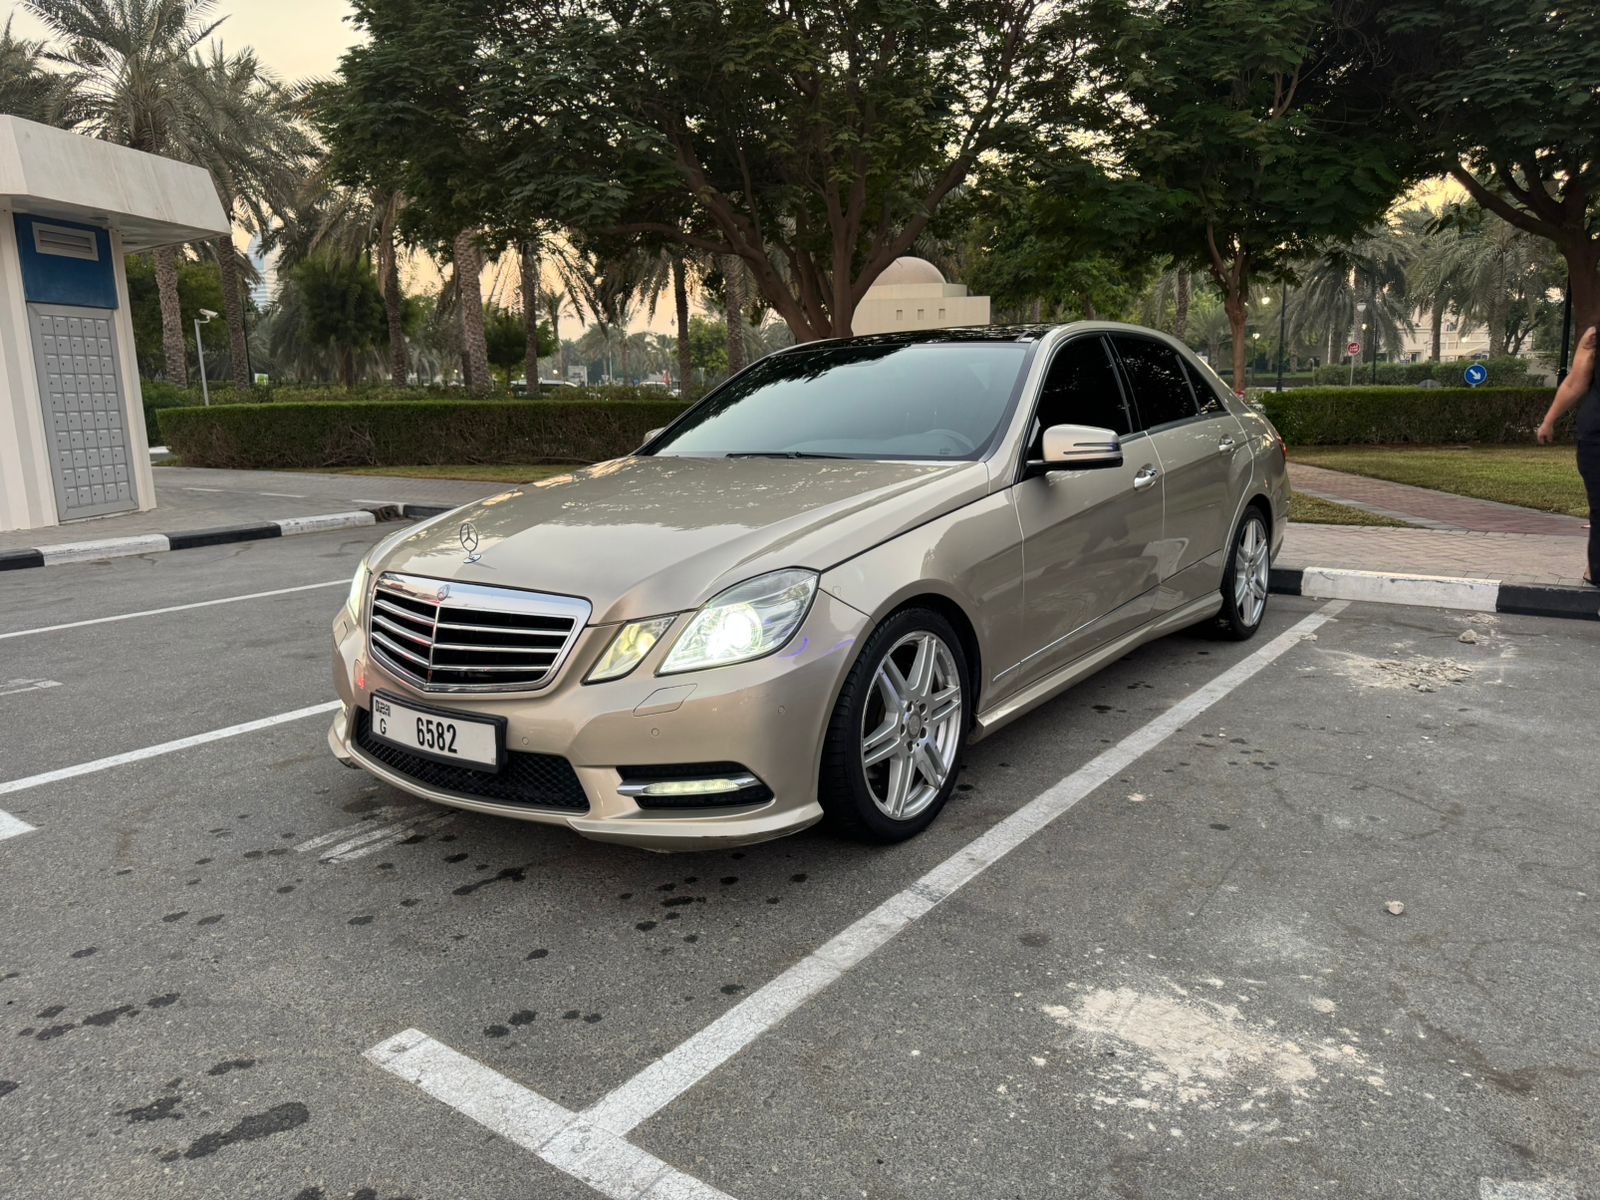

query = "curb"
[[1270, 566, 1598, 622], [0, 503, 455, 572]]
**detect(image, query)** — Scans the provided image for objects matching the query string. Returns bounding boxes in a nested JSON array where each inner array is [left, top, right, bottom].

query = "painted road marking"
[[367, 1031, 736, 1200], [372, 602, 1346, 1197], [0, 702, 340, 798], [0, 581, 346, 642], [0, 679, 62, 697], [0, 811, 35, 841], [295, 807, 455, 864]]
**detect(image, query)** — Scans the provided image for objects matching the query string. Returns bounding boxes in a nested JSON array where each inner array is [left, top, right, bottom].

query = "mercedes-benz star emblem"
[[435, 583, 451, 603], [459, 521, 482, 564]]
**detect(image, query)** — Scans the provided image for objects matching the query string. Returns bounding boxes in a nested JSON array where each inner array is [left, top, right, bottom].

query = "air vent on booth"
[[32, 223, 100, 262]]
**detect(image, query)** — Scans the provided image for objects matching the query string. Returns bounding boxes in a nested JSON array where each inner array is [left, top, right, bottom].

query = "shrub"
[[1260, 386, 1565, 446], [1308, 357, 1539, 388], [160, 399, 693, 469]]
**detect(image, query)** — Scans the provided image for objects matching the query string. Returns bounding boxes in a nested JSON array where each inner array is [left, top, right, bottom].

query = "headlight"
[[586, 615, 676, 683], [659, 569, 817, 674], [345, 560, 372, 621]]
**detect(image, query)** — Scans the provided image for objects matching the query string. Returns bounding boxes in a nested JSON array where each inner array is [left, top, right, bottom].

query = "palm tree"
[[721, 255, 749, 374], [25, 0, 302, 386], [0, 16, 80, 123], [1425, 206, 1564, 358], [186, 45, 313, 386], [453, 229, 493, 395], [1291, 222, 1415, 369]]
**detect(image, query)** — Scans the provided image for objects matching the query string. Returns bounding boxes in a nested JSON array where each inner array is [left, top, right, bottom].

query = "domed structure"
[[854, 256, 989, 335], [874, 256, 947, 287]]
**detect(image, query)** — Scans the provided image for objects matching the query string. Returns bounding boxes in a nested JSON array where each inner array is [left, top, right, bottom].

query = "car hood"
[[374, 455, 991, 624]]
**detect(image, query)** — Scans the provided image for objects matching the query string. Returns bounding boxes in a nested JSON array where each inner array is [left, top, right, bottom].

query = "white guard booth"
[[0, 115, 228, 533]]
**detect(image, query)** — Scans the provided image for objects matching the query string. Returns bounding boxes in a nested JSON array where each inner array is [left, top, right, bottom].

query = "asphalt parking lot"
[[2, 526, 1597, 1200]]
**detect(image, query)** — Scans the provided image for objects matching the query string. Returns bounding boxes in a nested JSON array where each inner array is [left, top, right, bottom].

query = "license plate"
[[369, 693, 502, 771]]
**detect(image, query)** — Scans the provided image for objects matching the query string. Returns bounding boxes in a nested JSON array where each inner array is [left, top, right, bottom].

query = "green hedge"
[[1261, 386, 1564, 446], [160, 399, 693, 469], [1309, 357, 1538, 388]]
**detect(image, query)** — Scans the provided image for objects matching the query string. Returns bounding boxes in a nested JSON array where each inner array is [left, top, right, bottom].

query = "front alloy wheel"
[[820, 609, 971, 841]]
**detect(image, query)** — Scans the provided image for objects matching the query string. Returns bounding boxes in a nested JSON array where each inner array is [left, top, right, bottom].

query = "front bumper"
[[328, 591, 869, 851]]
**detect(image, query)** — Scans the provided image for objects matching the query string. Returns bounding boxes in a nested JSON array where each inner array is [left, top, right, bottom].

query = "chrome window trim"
[[368, 572, 592, 694]]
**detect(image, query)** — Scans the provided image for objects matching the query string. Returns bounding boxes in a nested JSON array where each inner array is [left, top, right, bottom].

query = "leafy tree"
[[291, 253, 387, 387], [125, 253, 227, 379], [1377, 0, 1600, 334], [686, 315, 729, 380], [1057, 0, 1419, 391], [484, 303, 555, 380]]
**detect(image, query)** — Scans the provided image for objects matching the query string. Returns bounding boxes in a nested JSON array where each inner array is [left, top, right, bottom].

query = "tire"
[[1216, 507, 1271, 641], [818, 608, 971, 843]]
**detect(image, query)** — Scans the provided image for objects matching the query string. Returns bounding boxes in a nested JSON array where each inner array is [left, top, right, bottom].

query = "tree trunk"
[[380, 238, 408, 387], [548, 296, 564, 381], [1173, 271, 1190, 341], [1226, 289, 1249, 395], [619, 331, 629, 383], [213, 236, 251, 389], [340, 346, 355, 390], [519, 239, 541, 398], [722, 255, 747, 375], [1429, 304, 1443, 362], [454, 229, 492, 396], [154, 244, 188, 386], [1558, 237, 1600, 346], [673, 255, 691, 391]]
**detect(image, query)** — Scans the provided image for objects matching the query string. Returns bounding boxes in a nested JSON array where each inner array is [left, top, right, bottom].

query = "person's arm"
[[1539, 325, 1596, 443]]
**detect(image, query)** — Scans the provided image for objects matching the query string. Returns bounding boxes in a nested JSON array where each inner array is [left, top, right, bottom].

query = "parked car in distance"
[[329, 323, 1289, 850], [509, 377, 580, 395]]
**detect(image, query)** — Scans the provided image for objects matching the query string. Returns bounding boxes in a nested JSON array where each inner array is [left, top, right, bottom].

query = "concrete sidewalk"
[[0, 467, 501, 555], [1279, 524, 1590, 588]]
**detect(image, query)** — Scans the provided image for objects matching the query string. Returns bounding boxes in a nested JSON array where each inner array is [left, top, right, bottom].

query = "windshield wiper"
[[724, 450, 856, 460]]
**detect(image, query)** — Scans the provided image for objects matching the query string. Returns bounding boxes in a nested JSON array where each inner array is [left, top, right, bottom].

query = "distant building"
[[852, 256, 990, 335], [1397, 315, 1492, 362], [247, 233, 277, 309]]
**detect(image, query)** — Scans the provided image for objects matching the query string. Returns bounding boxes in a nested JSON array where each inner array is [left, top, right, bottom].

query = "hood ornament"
[[459, 521, 482, 564]]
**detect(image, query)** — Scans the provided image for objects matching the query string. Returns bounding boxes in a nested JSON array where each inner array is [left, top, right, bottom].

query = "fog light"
[[618, 774, 759, 798]]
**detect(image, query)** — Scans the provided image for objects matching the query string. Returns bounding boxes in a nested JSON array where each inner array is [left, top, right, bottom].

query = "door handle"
[[1133, 465, 1160, 491], [1217, 437, 1237, 453]]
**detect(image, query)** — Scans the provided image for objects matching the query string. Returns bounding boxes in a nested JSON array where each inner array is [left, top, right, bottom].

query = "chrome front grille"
[[368, 572, 590, 693]]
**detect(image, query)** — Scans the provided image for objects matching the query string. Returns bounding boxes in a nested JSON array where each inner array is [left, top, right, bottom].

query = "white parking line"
[[368, 1032, 736, 1200], [371, 601, 1346, 1197], [0, 811, 35, 841], [0, 702, 340, 798], [0, 679, 62, 696], [294, 807, 455, 864], [0, 580, 346, 642]]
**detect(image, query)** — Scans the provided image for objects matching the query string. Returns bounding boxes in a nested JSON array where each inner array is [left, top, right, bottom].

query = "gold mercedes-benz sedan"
[[329, 323, 1288, 850]]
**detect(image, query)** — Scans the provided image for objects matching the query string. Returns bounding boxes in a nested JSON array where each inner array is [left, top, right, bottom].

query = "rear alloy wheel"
[[819, 609, 970, 842], [1217, 508, 1271, 640]]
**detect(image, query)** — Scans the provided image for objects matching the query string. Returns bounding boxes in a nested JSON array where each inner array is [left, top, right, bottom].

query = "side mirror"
[[639, 427, 665, 451], [1029, 424, 1124, 474]]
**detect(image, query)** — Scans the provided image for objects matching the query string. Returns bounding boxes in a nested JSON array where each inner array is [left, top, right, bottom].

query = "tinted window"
[[1032, 336, 1134, 448], [1112, 335, 1200, 429], [651, 342, 1030, 460], [1182, 356, 1229, 414]]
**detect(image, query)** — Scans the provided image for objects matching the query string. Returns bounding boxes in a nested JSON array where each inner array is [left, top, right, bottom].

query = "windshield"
[[649, 341, 1032, 460]]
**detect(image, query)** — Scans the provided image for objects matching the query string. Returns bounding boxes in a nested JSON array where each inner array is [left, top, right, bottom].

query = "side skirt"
[[969, 593, 1223, 742]]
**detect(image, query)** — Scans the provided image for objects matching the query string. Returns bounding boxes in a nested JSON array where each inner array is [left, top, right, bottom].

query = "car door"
[[1109, 334, 1243, 593], [1007, 334, 1166, 690]]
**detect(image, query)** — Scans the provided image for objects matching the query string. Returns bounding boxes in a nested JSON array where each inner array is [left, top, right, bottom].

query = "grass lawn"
[[307, 464, 578, 483], [1288, 493, 1411, 527], [1292, 445, 1589, 518]]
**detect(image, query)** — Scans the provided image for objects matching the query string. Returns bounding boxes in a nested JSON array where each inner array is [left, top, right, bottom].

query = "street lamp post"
[[1277, 279, 1287, 391], [1368, 273, 1379, 385], [193, 308, 217, 406]]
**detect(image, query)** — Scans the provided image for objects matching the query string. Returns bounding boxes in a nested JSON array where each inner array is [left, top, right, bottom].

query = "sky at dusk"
[[8, 1, 362, 83]]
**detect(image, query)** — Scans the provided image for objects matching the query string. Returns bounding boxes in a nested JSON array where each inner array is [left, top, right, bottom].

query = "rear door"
[[1007, 334, 1166, 689], [1110, 334, 1244, 592]]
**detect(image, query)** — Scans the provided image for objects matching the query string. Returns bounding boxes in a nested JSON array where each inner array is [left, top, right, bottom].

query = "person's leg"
[[1579, 438, 1600, 583]]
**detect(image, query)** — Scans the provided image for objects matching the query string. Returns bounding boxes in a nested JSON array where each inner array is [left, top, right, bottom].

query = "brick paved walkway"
[[1280, 525, 1589, 588], [1289, 462, 1588, 536]]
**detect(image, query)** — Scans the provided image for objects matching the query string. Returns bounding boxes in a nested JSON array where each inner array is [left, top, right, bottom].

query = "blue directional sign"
[[1464, 363, 1488, 387]]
